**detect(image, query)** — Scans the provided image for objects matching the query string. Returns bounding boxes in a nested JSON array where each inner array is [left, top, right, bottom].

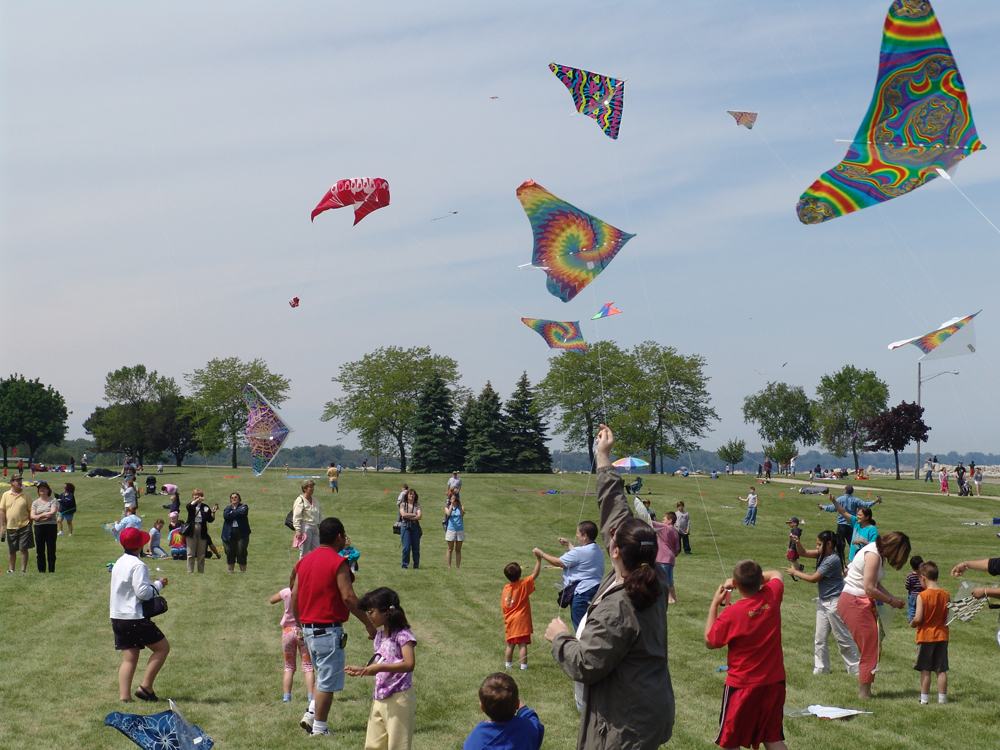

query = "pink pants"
[[282, 626, 314, 673], [838, 592, 878, 684]]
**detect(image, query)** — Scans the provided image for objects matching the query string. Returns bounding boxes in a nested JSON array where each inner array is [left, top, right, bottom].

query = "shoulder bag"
[[143, 594, 168, 619], [557, 580, 579, 609]]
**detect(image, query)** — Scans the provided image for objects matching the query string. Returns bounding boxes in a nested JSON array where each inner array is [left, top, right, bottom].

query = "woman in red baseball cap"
[[110, 526, 170, 702]]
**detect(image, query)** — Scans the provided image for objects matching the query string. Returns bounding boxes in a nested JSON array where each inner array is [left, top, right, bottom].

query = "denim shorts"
[[659, 562, 674, 586], [303, 624, 345, 693]]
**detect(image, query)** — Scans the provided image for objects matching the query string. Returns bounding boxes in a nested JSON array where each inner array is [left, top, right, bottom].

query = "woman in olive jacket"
[[545, 424, 674, 750]]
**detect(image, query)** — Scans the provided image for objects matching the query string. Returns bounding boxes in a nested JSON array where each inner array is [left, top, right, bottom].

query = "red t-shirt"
[[295, 547, 351, 624], [707, 578, 785, 687]]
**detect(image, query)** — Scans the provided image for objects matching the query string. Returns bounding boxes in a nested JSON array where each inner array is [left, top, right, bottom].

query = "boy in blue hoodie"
[[463, 673, 544, 750]]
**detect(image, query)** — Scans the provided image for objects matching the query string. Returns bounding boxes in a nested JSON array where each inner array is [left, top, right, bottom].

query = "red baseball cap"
[[119, 527, 150, 549]]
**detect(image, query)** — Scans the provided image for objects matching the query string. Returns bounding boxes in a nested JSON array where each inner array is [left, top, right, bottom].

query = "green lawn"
[[1, 468, 999, 749]]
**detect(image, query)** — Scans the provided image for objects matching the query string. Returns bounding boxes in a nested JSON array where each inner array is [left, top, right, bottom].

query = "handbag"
[[285, 510, 295, 531], [143, 594, 168, 619], [177, 522, 191, 536], [392, 516, 403, 535], [557, 580, 579, 609]]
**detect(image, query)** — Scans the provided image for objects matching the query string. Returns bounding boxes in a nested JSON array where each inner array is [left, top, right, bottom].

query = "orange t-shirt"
[[916, 588, 950, 643], [502, 577, 536, 639]]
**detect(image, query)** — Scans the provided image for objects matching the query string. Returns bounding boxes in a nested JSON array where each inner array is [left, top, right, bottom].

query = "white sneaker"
[[812, 668, 829, 675], [310, 729, 332, 737], [57, 531, 63, 536], [300, 711, 314, 732]]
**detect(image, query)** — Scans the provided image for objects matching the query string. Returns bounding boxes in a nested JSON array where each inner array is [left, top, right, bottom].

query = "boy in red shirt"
[[502, 550, 544, 670], [705, 559, 787, 750]]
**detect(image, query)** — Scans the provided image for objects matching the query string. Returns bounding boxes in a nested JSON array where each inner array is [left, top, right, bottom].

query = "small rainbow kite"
[[517, 180, 634, 303], [549, 63, 625, 140], [521, 318, 587, 353], [727, 111, 758, 129], [592, 302, 622, 320], [888, 311, 980, 360]]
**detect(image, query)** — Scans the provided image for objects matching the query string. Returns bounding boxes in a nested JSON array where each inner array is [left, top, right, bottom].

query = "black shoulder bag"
[[143, 594, 168, 619]]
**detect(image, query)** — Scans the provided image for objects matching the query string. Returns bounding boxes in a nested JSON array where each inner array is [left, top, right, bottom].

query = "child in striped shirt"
[[904, 555, 924, 622]]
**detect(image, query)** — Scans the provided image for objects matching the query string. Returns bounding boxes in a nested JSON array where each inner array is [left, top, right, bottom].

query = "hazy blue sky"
[[2, 1, 999, 456]]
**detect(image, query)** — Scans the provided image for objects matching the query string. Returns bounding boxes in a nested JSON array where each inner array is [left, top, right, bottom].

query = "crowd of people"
[[5, 434, 997, 750]]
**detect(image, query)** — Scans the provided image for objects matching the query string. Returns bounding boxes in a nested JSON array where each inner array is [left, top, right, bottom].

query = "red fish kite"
[[311, 178, 390, 225]]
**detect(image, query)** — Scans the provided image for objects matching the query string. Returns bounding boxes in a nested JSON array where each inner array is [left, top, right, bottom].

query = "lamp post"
[[914, 363, 959, 479]]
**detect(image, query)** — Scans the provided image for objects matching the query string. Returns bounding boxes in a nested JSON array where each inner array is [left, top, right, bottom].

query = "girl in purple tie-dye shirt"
[[345, 587, 416, 750]]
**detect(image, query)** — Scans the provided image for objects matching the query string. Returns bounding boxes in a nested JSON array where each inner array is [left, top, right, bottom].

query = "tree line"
[[730, 364, 929, 479]]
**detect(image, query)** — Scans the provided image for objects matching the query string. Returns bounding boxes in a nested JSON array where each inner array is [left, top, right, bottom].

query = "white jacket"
[[292, 494, 322, 533], [110, 553, 162, 620]]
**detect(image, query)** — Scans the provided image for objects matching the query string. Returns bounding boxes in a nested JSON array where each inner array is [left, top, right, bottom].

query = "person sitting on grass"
[[502, 551, 544, 670], [785, 530, 859, 676], [705, 560, 787, 750], [910, 560, 950, 704], [110, 526, 169, 702], [345, 587, 417, 750], [463, 673, 544, 750], [148, 519, 169, 559]]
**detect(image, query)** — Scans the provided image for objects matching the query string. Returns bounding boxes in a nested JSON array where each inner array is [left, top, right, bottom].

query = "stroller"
[[145, 476, 158, 495], [958, 479, 974, 497]]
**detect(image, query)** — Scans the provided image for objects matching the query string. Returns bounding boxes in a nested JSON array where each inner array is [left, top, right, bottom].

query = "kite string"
[[942, 179, 1000, 237], [609, 146, 726, 577]]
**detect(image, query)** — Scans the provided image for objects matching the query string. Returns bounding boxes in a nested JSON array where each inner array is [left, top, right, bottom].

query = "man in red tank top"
[[292, 517, 376, 736]]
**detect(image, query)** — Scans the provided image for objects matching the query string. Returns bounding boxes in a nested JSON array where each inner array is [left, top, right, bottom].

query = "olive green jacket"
[[551, 465, 675, 750]]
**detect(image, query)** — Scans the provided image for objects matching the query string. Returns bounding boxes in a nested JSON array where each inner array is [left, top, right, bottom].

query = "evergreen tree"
[[463, 382, 507, 473], [453, 395, 476, 471], [410, 372, 457, 473], [504, 373, 552, 473]]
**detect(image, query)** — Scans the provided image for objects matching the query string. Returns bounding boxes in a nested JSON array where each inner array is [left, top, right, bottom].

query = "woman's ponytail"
[[615, 519, 661, 611]]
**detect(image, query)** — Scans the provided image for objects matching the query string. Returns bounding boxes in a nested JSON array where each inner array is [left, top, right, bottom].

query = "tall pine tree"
[[410, 372, 457, 473], [504, 373, 552, 473], [463, 382, 506, 473], [453, 395, 475, 472]]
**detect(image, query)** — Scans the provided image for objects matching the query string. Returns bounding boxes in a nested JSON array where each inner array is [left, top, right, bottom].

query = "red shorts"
[[716, 681, 785, 749], [786, 549, 799, 561], [506, 635, 531, 645]]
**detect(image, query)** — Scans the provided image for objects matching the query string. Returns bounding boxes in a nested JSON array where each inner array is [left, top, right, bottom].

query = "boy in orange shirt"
[[502, 550, 544, 670], [909, 560, 950, 704]]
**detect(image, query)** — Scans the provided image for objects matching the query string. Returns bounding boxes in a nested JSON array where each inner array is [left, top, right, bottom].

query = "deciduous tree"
[[717, 438, 747, 471], [813, 365, 889, 471], [862, 401, 930, 479], [1, 375, 68, 467], [186, 358, 290, 470], [743, 382, 817, 445], [322, 347, 460, 474]]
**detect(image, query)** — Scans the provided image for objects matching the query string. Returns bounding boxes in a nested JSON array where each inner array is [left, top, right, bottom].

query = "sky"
[[2, 1, 999, 457]]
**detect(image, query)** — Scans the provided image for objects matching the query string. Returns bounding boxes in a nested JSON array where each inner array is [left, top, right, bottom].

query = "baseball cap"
[[119, 527, 150, 549], [785, 517, 800, 524]]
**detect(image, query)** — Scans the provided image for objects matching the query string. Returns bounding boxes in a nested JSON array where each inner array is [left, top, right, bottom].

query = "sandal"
[[135, 686, 159, 702]]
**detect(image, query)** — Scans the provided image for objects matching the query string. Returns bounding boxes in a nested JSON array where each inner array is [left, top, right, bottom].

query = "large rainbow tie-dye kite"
[[243, 383, 292, 476], [516, 180, 634, 303], [797, 0, 985, 224], [521, 318, 588, 354], [888, 310, 980, 360], [549, 63, 625, 140]]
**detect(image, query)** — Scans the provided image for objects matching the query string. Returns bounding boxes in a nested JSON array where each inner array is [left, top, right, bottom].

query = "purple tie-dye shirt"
[[373, 627, 417, 700]]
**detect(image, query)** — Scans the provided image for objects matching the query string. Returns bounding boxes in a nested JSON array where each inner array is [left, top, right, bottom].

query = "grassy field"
[[1, 467, 999, 750]]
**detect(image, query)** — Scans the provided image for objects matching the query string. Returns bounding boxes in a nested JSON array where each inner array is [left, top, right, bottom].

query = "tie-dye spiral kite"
[[797, 0, 985, 224], [727, 111, 758, 129], [311, 178, 390, 225], [521, 318, 588, 354], [516, 180, 634, 303], [549, 63, 625, 140], [888, 311, 980, 360], [243, 383, 292, 476]]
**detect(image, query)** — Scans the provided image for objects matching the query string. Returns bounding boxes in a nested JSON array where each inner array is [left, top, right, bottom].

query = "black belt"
[[302, 622, 344, 628]]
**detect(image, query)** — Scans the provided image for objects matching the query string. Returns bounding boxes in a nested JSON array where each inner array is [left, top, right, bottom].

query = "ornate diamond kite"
[[549, 63, 625, 139], [797, 0, 985, 224], [311, 178, 390, 225], [243, 383, 292, 476], [727, 111, 758, 129], [521, 318, 587, 354], [516, 180, 634, 303]]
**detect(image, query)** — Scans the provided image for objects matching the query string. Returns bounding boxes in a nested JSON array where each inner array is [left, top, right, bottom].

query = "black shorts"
[[112, 618, 166, 650], [914, 641, 949, 673]]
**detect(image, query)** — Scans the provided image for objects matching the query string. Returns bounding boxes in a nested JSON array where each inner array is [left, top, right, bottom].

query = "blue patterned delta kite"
[[797, 0, 985, 224], [517, 180, 634, 303], [549, 63, 625, 139], [106, 699, 214, 750], [243, 383, 292, 476]]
